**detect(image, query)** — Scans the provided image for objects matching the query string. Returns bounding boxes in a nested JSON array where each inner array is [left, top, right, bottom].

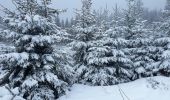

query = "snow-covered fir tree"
[[93, 7, 111, 31], [55, 15, 61, 27], [71, 0, 103, 85], [71, 0, 134, 86], [94, 4, 135, 85], [154, 0, 170, 76], [71, 0, 97, 83], [127, 38, 165, 79], [120, 0, 160, 79], [0, 0, 75, 99], [159, 0, 170, 36], [123, 0, 147, 39], [152, 37, 170, 76], [106, 4, 125, 38], [95, 30, 134, 85]]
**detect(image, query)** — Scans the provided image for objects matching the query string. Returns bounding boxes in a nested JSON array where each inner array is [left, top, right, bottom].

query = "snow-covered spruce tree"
[[93, 8, 111, 31], [152, 37, 170, 76], [159, 0, 170, 36], [121, 0, 160, 79], [123, 0, 148, 40], [71, 0, 133, 86], [94, 4, 135, 84], [129, 0, 170, 78], [155, 0, 170, 76], [106, 4, 125, 39], [127, 38, 165, 79], [0, 0, 75, 99], [71, 0, 97, 83], [95, 30, 133, 85]]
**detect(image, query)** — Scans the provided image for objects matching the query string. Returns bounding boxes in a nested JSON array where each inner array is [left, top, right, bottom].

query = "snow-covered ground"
[[59, 76, 170, 100], [0, 76, 170, 100]]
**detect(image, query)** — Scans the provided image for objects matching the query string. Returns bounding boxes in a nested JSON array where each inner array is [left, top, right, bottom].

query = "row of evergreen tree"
[[70, 0, 170, 86], [0, 0, 170, 99], [56, 1, 162, 29]]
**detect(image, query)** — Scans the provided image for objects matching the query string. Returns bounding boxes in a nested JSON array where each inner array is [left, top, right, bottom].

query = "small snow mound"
[[146, 76, 170, 90]]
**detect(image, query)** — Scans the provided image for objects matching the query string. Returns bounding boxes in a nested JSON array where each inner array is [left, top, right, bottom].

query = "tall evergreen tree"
[[72, 0, 96, 65], [155, 0, 170, 76], [135, 0, 144, 17], [71, 0, 100, 85], [71, 0, 133, 86], [61, 19, 65, 28], [123, 0, 147, 39], [165, 0, 170, 12], [55, 15, 61, 27], [121, 0, 159, 79], [152, 37, 170, 76], [160, 0, 170, 36], [0, 0, 75, 99], [65, 18, 70, 28]]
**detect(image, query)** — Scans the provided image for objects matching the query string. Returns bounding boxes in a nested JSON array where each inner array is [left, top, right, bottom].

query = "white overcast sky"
[[0, 0, 166, 19]]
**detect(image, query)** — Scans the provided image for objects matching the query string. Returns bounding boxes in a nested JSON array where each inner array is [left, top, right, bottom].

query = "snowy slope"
[[59, 76, 170, 100]]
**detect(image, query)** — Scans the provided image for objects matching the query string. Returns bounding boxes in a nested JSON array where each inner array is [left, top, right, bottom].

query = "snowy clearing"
[[59, 76, 170, 100]]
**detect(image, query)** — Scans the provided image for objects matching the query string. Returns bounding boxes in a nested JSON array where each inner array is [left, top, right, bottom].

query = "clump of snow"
[[146, 78, 169, 90], [59, 76, 170, 100], [135, 67, 146, 74], [162, 50, 170, 59], [22, 78, 38, 88]]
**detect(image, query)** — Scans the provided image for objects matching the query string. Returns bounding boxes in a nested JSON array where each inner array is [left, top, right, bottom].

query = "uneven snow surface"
[[0, 76, 170, 100], [59, 76, 170, 100]]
